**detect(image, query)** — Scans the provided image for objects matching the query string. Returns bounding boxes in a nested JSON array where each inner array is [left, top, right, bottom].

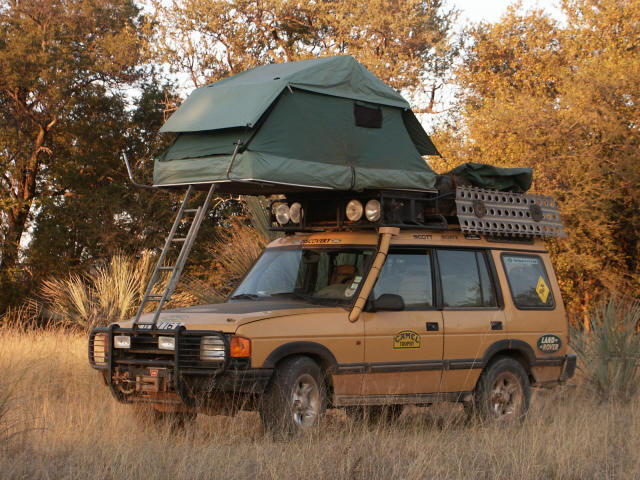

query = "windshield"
[[231, 247, 374, 305]]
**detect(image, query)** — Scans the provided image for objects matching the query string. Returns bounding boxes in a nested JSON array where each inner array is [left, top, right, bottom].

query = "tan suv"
[[89, 188, 575, 435]]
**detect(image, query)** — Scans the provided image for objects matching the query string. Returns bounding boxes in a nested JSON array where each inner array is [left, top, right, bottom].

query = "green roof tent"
[[154, 55, 440, 194]]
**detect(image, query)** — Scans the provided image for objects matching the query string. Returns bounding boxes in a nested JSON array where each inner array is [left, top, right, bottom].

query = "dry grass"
[[1, 329, 639, 479]]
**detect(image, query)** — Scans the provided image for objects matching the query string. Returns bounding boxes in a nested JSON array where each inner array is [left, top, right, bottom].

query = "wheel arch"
[[263, 342, 337, 384], [481, 339, 536, 373]]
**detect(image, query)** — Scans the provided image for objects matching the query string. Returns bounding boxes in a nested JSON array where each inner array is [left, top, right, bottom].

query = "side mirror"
[[371, 294, 405, 311]]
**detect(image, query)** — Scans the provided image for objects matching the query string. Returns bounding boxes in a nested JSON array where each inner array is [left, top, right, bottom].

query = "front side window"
[[232, 247, 374, 304], [437, 250, 497, 308], [373, 252, 433, 308], [502, 254, 555, 309]]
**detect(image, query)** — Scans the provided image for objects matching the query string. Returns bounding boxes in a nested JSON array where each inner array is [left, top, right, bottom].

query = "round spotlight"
[[289, 202, 303, 224], [345, 200, 363, 222], [365, 199, 381, 222], [275, 203, 290, 225]]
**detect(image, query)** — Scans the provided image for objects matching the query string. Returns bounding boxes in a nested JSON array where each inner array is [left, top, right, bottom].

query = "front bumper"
[[89, 326, 272, 407]]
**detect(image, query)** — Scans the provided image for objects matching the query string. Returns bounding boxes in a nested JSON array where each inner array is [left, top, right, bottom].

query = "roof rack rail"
[[269, 187, 565, 238]]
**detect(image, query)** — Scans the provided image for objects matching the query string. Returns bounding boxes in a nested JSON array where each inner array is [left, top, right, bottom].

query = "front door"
[[362, 249, 443, 397]]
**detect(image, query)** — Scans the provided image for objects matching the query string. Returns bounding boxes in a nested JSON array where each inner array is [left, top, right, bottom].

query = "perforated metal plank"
[[455, 186, 565, 238]]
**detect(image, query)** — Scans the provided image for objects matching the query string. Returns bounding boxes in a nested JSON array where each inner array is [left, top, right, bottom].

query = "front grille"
[[104, 329, 229, 375], [113, 333, 175, 368]]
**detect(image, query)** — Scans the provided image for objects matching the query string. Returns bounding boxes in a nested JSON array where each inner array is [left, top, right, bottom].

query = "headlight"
[[275, 203, 290, 225], [200, 336, 226, 361], [114, 335, 131, 349], [289, 202, 303, 224], [92, 333, 107, 365], [365, 199, 381, 222], [346, 200, 363, 222], [158, 336, 175, 351]]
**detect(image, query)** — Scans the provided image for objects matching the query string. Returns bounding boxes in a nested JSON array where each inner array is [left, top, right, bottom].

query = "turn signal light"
[[230, 336, 251, 358]]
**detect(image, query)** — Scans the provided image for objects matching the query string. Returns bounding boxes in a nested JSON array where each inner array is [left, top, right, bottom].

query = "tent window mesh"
[[354, 103, 382, 128]]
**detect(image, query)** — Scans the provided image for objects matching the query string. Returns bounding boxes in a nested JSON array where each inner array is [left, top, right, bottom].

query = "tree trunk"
[[0, 124, 47, 271]]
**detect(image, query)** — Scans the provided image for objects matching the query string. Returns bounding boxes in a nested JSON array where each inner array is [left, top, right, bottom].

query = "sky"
[[452, 0, 564, 24]]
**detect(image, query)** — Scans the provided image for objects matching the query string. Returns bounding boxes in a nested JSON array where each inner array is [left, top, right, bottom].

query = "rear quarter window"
[[501, 254, 555, 309]]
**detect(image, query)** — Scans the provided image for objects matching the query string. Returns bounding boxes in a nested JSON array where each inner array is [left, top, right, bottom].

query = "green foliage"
[[40, 254, 153, 331], [0, 0, 146, 272], [570, 296, 640, 402]]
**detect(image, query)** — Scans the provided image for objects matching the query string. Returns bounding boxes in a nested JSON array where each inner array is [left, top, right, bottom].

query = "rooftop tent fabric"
[[447, 162, 533, 193], [154, 55, 440, 193]]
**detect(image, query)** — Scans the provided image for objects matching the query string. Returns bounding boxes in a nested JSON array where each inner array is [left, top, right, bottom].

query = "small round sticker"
[[537, 334, 561, 353]]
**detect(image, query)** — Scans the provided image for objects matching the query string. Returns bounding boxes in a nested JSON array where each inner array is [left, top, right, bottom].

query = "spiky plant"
[[570, 295, 640, 402], [41, 254, 154, 331]]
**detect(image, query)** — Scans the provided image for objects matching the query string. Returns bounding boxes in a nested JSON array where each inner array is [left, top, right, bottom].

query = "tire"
[[259, 356, 327, 437], [469, 356, 531, 423], [344, 405, 403, 425]]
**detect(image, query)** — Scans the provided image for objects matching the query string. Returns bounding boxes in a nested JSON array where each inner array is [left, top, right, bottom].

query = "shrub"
[[185, 196, 277, 301], [570, 296, 640, 402], [40, 254, 153, 331]]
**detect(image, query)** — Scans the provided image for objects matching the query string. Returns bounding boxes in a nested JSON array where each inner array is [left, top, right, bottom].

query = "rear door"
[[436, 249, 506, 393], [362, 249, 443, 396]]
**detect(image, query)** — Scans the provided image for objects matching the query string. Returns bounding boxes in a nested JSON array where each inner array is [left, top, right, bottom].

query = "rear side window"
[[501, 254, 555, 309], [437, 250, 497, 308]]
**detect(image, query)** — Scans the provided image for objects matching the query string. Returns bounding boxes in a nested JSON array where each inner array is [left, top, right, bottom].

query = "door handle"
[[426, 322, 439, 332], [491, 321, 503, 331]]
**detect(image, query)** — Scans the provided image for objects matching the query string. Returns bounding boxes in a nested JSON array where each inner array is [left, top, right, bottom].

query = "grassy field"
[[1, 329, 639, 479]]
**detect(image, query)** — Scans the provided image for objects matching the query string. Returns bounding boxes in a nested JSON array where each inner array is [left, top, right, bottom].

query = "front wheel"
[[469, 356, 531, 422], [259, 356, 327, 437]]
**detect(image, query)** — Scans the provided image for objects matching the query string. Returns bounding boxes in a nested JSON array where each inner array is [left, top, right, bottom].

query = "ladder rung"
[[172, 237, 187, 242], [158, 266, 174, 271], [184, 209, 199, 213], [147, 295, 164, 300]]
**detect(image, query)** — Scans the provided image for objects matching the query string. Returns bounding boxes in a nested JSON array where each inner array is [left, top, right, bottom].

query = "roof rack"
[[456, 186, 565, 238], [269, 186, 565, 238]]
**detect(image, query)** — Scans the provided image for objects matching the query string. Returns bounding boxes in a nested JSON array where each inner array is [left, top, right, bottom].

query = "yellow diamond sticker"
[[536, 276, 550, 303]]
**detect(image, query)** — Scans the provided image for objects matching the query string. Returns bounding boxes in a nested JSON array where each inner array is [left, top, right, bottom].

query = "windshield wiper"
[[269, 292, 312, 301], [229, 293, 260, 300]]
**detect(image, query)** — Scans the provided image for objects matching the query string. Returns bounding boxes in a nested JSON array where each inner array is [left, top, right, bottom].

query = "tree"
[[0, 0, 143, 275], [150, 0, 459, 111], [436, 0, 640, 316]]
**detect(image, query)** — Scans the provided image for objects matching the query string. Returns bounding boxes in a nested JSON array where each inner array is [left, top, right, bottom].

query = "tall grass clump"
[[570, 295, 640, 402], [40, 253, 153, 331]]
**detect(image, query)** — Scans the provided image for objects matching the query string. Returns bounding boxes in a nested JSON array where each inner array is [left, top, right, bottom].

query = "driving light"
[[114, 335, 131, 349], [365, 199, 381, 222], [93, 333, 107, 365], [230, 336, 251, 358], [200, 336, 226, 361], [289, 202, 303, 224], [275, 203, 290, 225], [158, 336, 175, 351], [346, 200, 363, 222]]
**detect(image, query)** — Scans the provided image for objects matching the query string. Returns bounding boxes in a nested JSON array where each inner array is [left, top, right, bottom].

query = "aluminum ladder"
[[133, 184, 216, 329]]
